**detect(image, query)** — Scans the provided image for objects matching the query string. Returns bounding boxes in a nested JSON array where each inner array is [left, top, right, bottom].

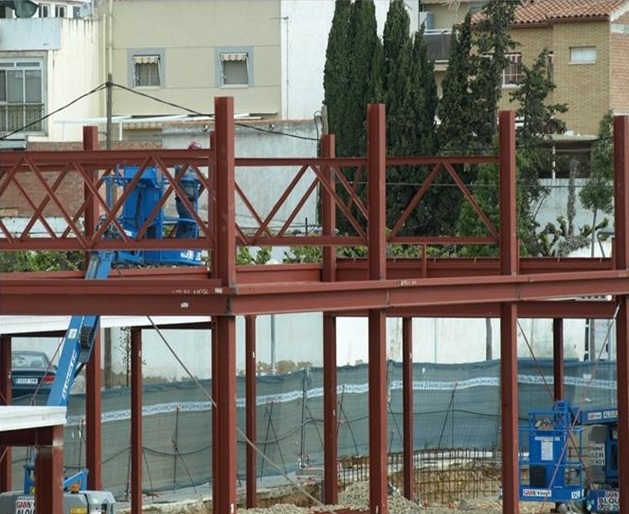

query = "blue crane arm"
[[22, 251, 116, 493], [46, 251, 115, 407]]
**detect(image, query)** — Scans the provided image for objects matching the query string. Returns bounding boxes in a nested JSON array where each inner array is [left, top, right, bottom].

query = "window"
[[133, 55, 161, 87], [0, 59, 45, 133], [570, 46, 597, 64], [502, 53, 523, 87], [220, 52, 249, 86], [73, 6, 81, 18], [39, 4, 50, 17], [547, 52, 554, 83], [55, 5, 65, 18]]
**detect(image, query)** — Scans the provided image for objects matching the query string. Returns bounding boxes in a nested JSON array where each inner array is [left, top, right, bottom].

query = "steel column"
[[553, 319, 564, 400], [322, 313, 337, 504], [213, 96, 237, 514], [211, 323, 219, 512], [402, 317, 414, 501], [82, 125, 103, 492], [245, 315, 257, 508], [367, 103, 388, 514], [322, 133, 339, 505], [498, 110, 519, 514], [613, 115, 629, 514], [214, 316, 237, 514], [617, 298, 629, 514], [86, 331, 102, 490], [34, 425, 64, 514], [131, 328, 143, 514], [0, 335, 12, 492]]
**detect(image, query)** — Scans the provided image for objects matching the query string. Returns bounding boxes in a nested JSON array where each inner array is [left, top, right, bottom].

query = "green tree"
[[509, 49, 567, 254], [324, 0, 383, 235], [579, 110, 614, 255], [437, 12, 475, 153], [323, 0, 352, 150], [344, 0, 383, 157], [471, 0, 519, 146], [0, 251, 83, 272]]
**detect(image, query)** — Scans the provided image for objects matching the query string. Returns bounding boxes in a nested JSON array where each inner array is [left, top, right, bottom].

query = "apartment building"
[[504, 0, 629, 137]]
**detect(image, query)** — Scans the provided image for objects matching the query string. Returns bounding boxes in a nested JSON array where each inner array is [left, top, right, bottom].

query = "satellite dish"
[[0, 0, 40, 18]]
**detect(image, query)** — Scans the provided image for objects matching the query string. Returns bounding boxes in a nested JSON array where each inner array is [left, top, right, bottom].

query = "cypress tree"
[[471, 0, 519, 147], [344, 0, 382, 157], [438, 12, 474, 153], [323, 0, 352, 151]]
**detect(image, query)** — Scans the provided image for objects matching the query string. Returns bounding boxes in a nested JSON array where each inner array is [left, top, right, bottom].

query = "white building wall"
[[43, 19, 102, 142], [280, 0, 419, 120]]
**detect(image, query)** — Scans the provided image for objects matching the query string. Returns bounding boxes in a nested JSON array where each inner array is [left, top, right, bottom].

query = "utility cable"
[[110, 81, 319, 142], [0, 83, 108, 140]]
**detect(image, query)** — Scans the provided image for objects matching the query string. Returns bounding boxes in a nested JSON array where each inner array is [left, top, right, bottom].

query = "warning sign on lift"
[[15, 496, 35, 514], [589, 443, 605, 466]]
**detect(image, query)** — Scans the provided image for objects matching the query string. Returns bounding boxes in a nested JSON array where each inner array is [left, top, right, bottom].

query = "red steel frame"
[[0, 98, 628, 514]]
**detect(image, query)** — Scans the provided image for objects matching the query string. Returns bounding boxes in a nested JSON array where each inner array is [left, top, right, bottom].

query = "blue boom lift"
[[519, 400, 620, 513], [0, 165, 203, 514]]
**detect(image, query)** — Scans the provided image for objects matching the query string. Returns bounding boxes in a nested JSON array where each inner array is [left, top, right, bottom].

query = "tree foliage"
[[323, 0, 352, 153], [438, 12, 475, 153], [470, 0, 518, 146], [580, 111, 614, 216], [0, 251, 83, 272]]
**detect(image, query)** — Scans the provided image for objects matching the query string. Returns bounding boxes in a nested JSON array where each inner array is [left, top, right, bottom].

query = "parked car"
[[11, 350, 57, 397]]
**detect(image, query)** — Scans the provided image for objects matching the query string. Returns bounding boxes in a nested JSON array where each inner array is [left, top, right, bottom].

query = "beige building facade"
[[106, 0, 282, 120], [504, 5, 629, 137], [421, 0, 629, 137]]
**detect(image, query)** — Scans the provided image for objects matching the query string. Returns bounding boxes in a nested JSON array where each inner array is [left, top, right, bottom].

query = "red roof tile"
[[513, 0, 627, 25]]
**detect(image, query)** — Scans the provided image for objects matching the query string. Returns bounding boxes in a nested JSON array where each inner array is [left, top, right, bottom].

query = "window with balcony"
[[570, 46, 596, 64], [0, 59, 45, 133], [502, 53, 523, 87], [132, 55, 162, 87], [423, 31, 452, 62]]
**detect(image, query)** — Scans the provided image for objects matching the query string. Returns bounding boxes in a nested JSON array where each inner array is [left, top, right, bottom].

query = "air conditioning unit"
[[419, 11, 435, 30]]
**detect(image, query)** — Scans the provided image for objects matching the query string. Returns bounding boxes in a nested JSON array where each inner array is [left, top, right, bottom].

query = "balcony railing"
[[0, 104, 45, 133], [424, 30, 452, 63]]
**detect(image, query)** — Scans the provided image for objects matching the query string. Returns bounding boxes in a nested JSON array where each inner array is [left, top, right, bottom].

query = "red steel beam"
[[0, 335, 12, 493], [2, 270, 629, 316], [321, 133, 339, 505], [34, 425, 64, 514], [86, 331, 102, 490], [402, 317, 413, 502], [367, 104, 388, 514], [498, 111, 519, 514], [553, 319, 564, 400], [131, 328, 143, 514], [213, 96, 237, 514], [613, 115, 629, 513], [84, 127, 103, 492], [245, 316, 257, 509]]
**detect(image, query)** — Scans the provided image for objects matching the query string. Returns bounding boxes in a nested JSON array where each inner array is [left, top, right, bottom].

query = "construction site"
[[1, 97, 629, 514]]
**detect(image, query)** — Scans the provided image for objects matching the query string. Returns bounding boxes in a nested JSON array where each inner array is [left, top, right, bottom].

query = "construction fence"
[[9, 359, 617, 503]]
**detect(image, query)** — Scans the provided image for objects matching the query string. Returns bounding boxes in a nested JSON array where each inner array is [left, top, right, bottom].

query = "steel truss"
[[1, 98, 628, 514]]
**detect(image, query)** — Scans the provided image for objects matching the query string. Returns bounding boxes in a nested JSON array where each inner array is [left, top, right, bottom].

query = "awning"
[[220, 52, 248, 62], [133, 55, 160, 65]]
